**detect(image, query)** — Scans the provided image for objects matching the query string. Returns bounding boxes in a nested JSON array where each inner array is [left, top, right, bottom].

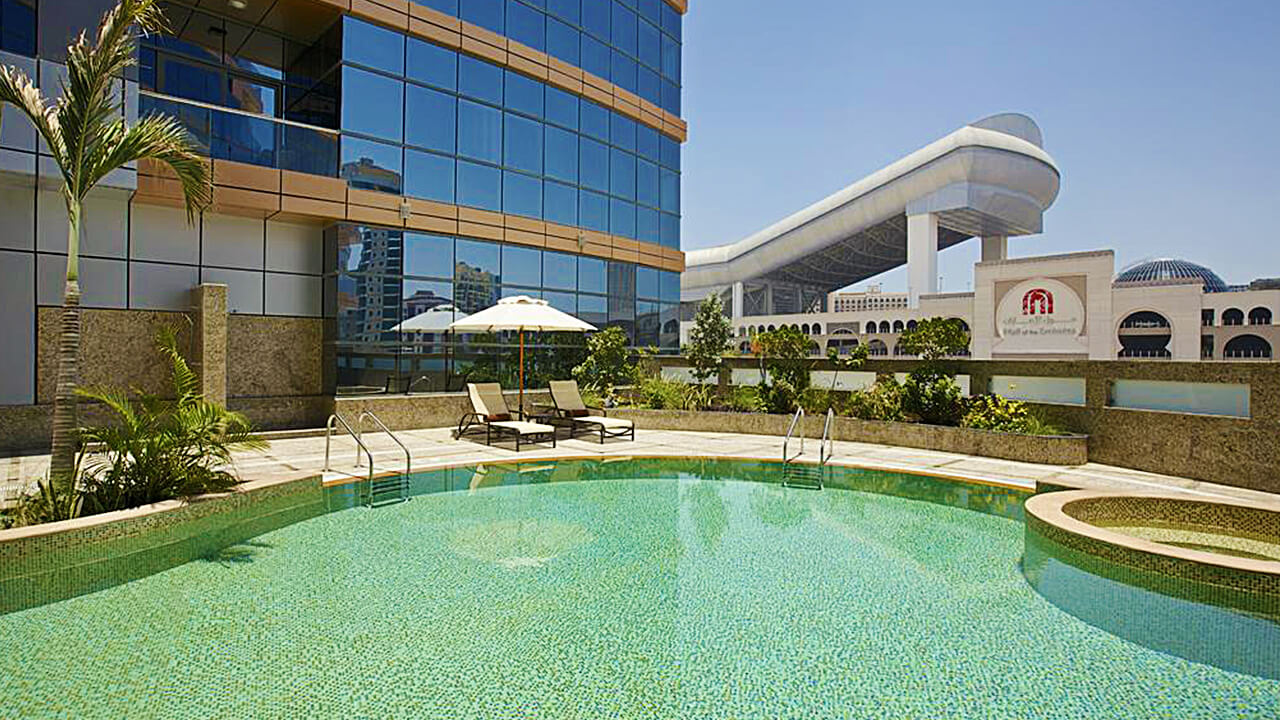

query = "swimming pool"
[[1, 459, 1277, 718]]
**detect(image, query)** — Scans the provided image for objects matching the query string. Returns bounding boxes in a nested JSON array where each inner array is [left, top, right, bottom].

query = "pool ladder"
[[781, 408, 832, 490], [325, 411, 412, 507]]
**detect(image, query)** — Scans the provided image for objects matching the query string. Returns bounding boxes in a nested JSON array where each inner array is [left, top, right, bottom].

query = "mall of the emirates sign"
[[993, 277, 1087, 354]]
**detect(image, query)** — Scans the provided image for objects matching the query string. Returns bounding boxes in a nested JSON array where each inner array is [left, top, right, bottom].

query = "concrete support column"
[[906, 212, 939, 308], [731, 281, 744, 321], [192, 283, 228, 407], [981, 235, 1008, 262]]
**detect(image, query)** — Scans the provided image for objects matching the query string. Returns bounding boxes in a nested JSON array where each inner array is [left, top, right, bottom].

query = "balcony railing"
[[139, 91, 339, 177]]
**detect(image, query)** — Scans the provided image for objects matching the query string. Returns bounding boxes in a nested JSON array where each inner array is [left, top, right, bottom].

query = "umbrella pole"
[[519, 328, 525, 418]]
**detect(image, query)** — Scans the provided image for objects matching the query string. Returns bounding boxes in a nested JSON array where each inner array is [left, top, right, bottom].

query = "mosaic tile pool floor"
[[2, 475, 1278, 718]]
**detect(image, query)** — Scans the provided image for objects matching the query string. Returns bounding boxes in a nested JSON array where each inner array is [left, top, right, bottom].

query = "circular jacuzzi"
[[1023, 490, 1280, 678]]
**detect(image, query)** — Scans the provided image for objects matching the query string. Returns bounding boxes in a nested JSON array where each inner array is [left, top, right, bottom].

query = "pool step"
[[782, 462, 824, 490], [367, 473, 412, 507]]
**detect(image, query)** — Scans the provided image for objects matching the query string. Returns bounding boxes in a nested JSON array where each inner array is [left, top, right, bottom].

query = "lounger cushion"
[[578, 415, 632, 429], [567, 409, 589, 418], [491, 420, 556, 435], [487, 413, 511, 422]]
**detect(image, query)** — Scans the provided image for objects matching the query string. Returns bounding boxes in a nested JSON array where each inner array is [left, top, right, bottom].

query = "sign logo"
[[1022, 288, 1054, 315], [994, 278, 1086, 354]]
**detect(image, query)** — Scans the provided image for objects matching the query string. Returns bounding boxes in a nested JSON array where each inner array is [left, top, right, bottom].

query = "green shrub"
[[685, 294, 732, 384], [961, 394, 1068, 436], [846, 377, 906, 422], [902, 370, 965, 426], [75, 327, 267, 515], [800, 387, 836, 414], [572, 326, 635, 402], [725, 386, 766, 413], [634, 373, 694, 410]]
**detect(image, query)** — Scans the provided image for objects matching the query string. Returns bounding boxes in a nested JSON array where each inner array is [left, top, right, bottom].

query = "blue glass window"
[[611, 51, 637, 93], [544, 126, 578, 182], [460, 0, 504, 34], [637, 266, 660, 299], [405, 85, 456, 153], [579, 190, 609, 232], [457, 100, 501, 163], [502, 245, 542, 287], [661, 33, 680, 82], [341, 66, 403, 141], [637, 125, 659, 162], [660, 270, 680, 302], [504, 70, 544, 118], [611, 114, 637, 151], [660, 134, 679, 170], [579, 257, 607, 293], [457, 160, 501, 211], [660, 211, 679, 249], [638, 19, 661, 68], [502, 170, 542, 218], [503, 113, 543, 173], [544, 290, 577, 314], [344, 18, 404, 75], [545, 18, 579, 66], [545, 86, 579, 130], [578, 292, 607, 326], [404, 150, 456, 203], [341, 136, 402, 194], [610, 149, 636, 200], [661, 3, 680, 40], [579, 137, 609, 192], [456, 237, 502, 281], [659, 168, 679, 213], [459, 55, 503, 104], [212, 111, 275, 167], [580, 35, 610, 80], [547, 0, 579, 24], [661, 78, 680, 115], [544, 251, 577, 290], [505, 1, 545, 51], [636, 158, 659, 207], [639, 0, 662, 25], [582, 0, 610, 41], [611, 4, 638, 55], [544, 181, 578, 226], [610, 198, 636, 238], [407, 38, 457, 90], [609, 261, 636, 299], [637, 66, 660, 106], [404, 233, 455, 279], [580, 100, 609, 141], [636, 206, 659, 244]]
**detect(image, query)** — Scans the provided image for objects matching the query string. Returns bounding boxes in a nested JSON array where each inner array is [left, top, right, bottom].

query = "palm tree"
[[0, 0, 211, 487]]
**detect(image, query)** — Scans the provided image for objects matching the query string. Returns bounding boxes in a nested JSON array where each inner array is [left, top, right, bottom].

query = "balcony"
[[140, 91, 338, 178]]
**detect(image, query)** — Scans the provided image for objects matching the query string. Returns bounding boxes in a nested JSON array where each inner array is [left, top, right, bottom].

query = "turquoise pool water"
[[2, 464, 1277, 718]]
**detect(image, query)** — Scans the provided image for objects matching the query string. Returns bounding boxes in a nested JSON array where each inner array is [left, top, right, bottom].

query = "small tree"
[[898, 318, 970, 425], [685, 294, 732, 385], [751, 327, 816, 413], [826, 344, 869, 391], [572, 326, 634, 402]]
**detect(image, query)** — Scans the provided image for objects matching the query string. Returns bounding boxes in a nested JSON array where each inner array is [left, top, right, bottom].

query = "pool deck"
[[7, 427, 1275, 508]]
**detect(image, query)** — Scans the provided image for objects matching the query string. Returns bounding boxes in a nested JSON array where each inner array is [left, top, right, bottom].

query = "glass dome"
[[1114, 258, 1228, 293]]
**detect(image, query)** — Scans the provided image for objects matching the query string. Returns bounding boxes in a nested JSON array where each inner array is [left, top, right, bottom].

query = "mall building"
[[0, 0, 687, 436], [681, 114, 1278, 362]]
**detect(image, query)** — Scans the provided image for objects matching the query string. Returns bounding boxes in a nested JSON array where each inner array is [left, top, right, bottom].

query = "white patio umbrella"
[[448, 295, 597, 413], [390, 304, 465, 334]]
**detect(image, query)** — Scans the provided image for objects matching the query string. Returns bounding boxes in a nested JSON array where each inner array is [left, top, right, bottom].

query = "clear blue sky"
[[680, 0, 1280, 293]]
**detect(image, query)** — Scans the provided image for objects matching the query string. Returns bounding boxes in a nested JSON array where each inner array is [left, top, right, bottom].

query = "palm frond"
[[88, 114, 210, 220], [0, 65, 65, 165], [59, 0, 167, 201], [155, 325, 200, 403]]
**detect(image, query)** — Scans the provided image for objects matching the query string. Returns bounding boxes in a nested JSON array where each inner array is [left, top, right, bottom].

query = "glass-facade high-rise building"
[[0, 0, 687, 422]]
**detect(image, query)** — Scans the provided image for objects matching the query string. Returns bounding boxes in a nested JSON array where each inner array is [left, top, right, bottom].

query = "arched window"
[[1120, 311, 1170, 329], [1222, 308, 1245, 326], [892, 320, 904, 333], [952, 319, 971, 332], [1248, 307, 1272, 325], [813, 323, 823, 335], [867, 339, 888, 356], [863, 321, 876, 334], [1223, 335, 1272, 359], [878, 321, 891, 333], [833, 328, 853, 336], [768, 325, 776, 332], [906, 320, 918, 331], [801, 323, 811, 335]]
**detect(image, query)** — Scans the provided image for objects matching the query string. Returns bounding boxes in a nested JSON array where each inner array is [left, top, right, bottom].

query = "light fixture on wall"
[[228, 0, 248, 9]]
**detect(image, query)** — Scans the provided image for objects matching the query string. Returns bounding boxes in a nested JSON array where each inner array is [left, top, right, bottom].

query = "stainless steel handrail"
[[139, 89, 342, 135], [325, 413, 374, 489], [782, 407, 804, 463], [820, 407, 834, 466], [358, 410, 412, 480]]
